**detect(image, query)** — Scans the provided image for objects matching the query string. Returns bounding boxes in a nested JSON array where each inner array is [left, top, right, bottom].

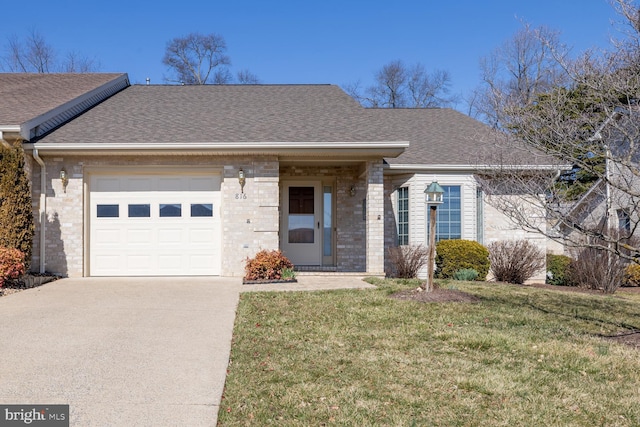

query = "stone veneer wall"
[[365, 161, 385, 275], [222, 159, 279, 276], [30, 154, 280, 277]]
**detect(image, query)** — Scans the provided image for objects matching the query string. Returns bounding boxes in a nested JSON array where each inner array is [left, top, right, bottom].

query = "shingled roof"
[[0, 73, 128, 125], [369, 108, 561, 168], [35, 84, 398, 144]]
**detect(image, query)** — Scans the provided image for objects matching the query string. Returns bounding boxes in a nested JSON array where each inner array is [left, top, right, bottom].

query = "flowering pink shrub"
[[0, 247, 25, 287]]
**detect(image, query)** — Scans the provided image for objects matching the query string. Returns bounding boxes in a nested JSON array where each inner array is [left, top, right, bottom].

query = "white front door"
[[281, 181, 322, 266]]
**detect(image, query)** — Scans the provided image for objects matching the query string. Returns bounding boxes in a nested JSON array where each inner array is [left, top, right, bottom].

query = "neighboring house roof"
[[371, 108, 563, 170], [0, 73, 129, 140]]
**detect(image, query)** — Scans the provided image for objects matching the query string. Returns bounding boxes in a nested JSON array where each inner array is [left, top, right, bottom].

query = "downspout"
[[32, 149, 46, 274], [0, 131, 11, 149]]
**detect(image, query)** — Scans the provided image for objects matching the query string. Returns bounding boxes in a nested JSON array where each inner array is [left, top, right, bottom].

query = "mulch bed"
[[0, 274, 60, 297], [604, 331, 640, 350], [242, 278, 298, 285], [389, 287, 481, 303]]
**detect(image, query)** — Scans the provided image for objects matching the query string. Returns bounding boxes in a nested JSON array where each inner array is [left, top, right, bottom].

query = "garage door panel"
[[188, 228, 215, 243], [190, 177, 219, 191], [127, 255, 152, 270], [90, 173, 221, 276], [94, 177, 121, 192], [128, 228, 154, 243], [158, 177, 182, 191], [128, 178, 153, 192], [94, 228, 121, 244], [158, 228, 183, 244]]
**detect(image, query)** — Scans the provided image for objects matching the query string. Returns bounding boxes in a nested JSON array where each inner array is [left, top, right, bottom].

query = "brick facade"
[[28, 155, 386, 277]]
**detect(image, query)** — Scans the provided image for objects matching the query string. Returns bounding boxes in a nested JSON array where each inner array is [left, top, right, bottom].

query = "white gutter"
[[32, 149, 46, 274], [24, 141, 409, 157], [385, 163, 570, 172]]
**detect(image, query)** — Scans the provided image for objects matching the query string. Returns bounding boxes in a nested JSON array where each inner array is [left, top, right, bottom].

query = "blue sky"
[[2, 0, 622, 110]]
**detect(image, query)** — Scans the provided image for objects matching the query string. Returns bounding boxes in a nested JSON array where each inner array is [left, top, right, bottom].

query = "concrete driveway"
[[0, 277, 242, 426]]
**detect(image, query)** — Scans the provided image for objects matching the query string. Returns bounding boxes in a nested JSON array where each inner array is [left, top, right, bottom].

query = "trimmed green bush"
[[453, 268, 479, 281], [244, 249, 294, 281], [546, 253, 572, 286], [0, 247, 25, 287], [0, 143, 34, 269], [435, 239, 489, 281]]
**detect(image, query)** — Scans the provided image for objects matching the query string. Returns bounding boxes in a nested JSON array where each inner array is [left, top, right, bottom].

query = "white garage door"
[[89, 173, 222, 276]]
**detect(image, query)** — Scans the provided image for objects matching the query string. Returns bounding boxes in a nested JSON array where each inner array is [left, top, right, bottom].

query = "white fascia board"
[[23, 140, 409, 157], [0, 125, 21, 133], [384, 163, 570, 172]]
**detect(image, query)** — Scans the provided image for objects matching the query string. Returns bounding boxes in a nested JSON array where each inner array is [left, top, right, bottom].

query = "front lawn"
[[218, 279, 640, 426]]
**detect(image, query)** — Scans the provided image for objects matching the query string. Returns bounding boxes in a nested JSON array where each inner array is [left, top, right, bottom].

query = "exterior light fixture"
[[238, 168, 246, 193], [424, 181, 445, 292], [60, 168, 69, 193], [349, 185, 356, 197]]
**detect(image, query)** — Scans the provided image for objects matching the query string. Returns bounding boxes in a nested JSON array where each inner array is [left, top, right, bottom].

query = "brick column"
[[365, 160, 385, 275]]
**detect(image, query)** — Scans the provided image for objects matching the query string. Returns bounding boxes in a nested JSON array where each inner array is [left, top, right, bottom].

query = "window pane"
[[191, 203, 213, 217], [128, 204, 150, 218], [97, 204, 119, 218], [397, 187, 409, 245], [160, 204, 182, 217], [289, 187, 314, 214], [427, 185, 461, 242], [323, 186, 332, 257], [289, 215, 314, 243]]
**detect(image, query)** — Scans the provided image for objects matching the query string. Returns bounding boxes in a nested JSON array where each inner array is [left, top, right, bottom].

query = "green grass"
[[218, 279, 640, 426]]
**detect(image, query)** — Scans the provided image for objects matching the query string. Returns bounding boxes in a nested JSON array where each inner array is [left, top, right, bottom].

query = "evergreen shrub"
[[453, 268, 479, 281], [435, 239, 489, 281], [546, 253, 572, 286], [0, 143, 34, 269]]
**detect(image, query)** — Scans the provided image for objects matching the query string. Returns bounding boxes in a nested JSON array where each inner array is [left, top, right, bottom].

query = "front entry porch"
[[279, 161, 385, 276]]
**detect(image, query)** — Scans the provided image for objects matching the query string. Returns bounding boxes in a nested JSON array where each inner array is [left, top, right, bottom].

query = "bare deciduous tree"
[[475, 0, 640, 269], [345, 60, 457, 108], [1, 30, 99, 73], [162, 32, 231, 84], [236, 69, 261, 84], [468, 24, 568, 127]]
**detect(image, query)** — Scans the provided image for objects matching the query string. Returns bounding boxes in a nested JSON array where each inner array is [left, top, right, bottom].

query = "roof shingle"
[[0, 73, 127, 126], [37, 84, 393, 144]]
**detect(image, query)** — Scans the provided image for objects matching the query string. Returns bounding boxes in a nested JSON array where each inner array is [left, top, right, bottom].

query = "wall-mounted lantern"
[[349, 185, 356, 197], [60, 168, 69, 193], [238, 168, 246, 193]]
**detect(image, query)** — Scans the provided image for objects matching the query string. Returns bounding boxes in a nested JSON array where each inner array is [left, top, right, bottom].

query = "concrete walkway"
[[0, 275, 374, 426]]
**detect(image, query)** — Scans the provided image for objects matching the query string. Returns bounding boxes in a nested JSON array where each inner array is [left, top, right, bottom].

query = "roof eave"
[[23, 141, 409, 158], [384, 163, 570, 173]]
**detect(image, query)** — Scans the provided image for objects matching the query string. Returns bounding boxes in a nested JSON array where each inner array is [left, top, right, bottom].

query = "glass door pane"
[[323, 186, 332, 256], [289, 187, 315, 243]]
